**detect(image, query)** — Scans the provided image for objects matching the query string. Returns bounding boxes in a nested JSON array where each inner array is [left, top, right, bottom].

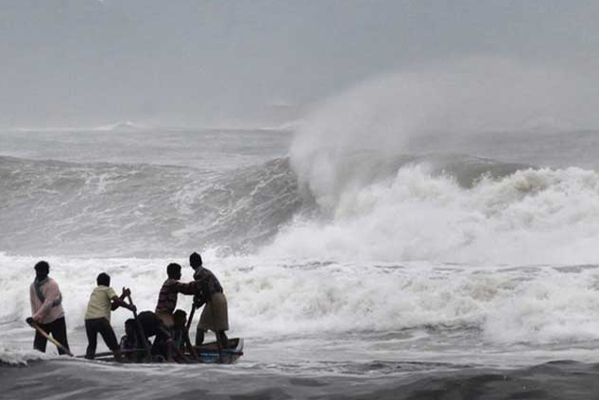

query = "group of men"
[[28, 251, 229, 362]]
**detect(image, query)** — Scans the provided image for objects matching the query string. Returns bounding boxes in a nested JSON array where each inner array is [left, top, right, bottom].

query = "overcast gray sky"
[[0, 0, 597, 128]]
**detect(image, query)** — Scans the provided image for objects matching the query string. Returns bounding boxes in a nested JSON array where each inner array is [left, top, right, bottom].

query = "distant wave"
[[4, 121, 150, 133], [0, 155, 306, 257], [94, 121, 148, 131], [2, 121, 297, 134]]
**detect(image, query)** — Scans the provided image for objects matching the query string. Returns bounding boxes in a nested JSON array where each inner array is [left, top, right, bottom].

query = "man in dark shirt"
[[189, 252, 229, 349]]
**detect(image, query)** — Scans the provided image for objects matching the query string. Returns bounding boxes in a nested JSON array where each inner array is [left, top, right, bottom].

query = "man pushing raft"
[[189, 252, 229, 349]]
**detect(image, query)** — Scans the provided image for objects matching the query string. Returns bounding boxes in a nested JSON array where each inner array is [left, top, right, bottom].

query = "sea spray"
[[290, 57, 596, 211], [263, 166, 598, 265]]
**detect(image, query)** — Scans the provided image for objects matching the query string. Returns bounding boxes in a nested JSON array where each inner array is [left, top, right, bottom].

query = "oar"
[[126, 294, 152, 362], [26, 318, 73, 357], [181, 304, 201, 361], [186, 303, 196, 331]]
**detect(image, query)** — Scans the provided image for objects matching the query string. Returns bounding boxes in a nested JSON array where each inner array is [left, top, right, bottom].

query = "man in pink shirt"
[[29, 261, 70, 355]]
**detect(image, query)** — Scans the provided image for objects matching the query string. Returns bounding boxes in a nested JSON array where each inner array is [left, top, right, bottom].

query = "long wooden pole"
[[186, 304, 196, 331], [27, 319, 73, 357], [183, 304, 201, 361]]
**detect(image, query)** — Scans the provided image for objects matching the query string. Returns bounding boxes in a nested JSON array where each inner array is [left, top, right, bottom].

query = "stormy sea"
[[0, 82, 598, 398]]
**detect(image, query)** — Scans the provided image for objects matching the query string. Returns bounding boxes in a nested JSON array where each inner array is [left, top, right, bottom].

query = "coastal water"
[[0, 109, 598, 397]]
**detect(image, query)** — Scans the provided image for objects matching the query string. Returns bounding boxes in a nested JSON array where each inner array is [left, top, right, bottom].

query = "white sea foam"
[[263, 165, 598, 266], [0, 346, 51, 365], [0, 253, 597, 348]]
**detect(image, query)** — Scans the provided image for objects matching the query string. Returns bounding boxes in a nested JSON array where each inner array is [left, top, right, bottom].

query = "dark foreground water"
[[0, 358, 597, 400]]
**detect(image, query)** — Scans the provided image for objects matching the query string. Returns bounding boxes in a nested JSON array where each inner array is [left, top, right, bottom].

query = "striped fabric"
[[155, 279, 198, 315]]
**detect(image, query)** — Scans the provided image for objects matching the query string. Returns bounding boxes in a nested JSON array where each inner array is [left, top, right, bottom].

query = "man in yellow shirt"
[[84, 272, 136, 361]]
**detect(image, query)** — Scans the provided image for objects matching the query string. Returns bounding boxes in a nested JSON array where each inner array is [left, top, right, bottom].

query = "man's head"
[[97, 272, 111, 286], [173, 309, 187, 328], [124, 319, 136, 336], [167, 263, 182, 280], [34, 261, 50, 280], [189, 252, 202, 268]]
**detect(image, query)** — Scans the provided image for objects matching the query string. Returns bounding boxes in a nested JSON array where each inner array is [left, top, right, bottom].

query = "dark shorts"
[[85, 317, 119, 359], [34, 316, 70, 355]]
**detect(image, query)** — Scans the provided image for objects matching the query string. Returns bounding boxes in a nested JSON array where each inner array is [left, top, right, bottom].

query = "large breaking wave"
[[1, 151, 597, 266], [263, 163, 598, 265], [271, 59, 598, 266]]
